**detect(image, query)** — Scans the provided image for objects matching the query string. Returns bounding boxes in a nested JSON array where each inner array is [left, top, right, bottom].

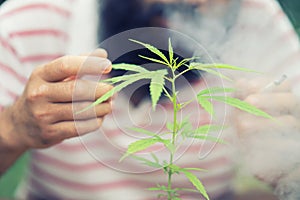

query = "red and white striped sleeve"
[[0, 0, 73, 110]]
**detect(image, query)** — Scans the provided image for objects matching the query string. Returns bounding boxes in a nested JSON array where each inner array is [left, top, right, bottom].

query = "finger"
[[235, 77, 292, 99], [244, 92, 299, 116], [39, 56, 112, 82], [80, 48, 108, 58], [62, 49, 109, 81], [52, 117, 104, 139], [47, 80, 113, 102], [236, 114, 299, 136], [47, 101, 112, 123]]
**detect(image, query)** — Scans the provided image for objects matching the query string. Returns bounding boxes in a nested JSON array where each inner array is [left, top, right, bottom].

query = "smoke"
[[165, 0, 241, 63], [164, 0, 300, 196], [97, 0, 300, 196]]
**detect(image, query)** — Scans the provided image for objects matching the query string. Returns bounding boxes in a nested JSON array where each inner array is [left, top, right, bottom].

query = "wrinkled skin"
[[234, 77, 300, 185], [0, 49, 113, 174]]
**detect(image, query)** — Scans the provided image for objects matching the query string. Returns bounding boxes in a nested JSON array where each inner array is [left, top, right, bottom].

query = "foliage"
[[84, 38, 272, 199]]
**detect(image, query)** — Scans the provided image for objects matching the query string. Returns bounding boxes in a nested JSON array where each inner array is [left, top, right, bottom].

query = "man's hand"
[[234, 77, 300, 185], [0, 49, 113, 174]]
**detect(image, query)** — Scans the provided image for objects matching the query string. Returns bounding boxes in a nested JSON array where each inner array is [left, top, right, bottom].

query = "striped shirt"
[[0, 0, 299, 199]]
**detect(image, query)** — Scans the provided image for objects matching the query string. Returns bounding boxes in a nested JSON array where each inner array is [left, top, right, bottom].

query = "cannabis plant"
[[81, 39, 271, 200]]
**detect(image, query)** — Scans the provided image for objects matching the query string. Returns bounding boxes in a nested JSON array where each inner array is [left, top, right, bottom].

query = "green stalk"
[[167, 69, 178, 200]]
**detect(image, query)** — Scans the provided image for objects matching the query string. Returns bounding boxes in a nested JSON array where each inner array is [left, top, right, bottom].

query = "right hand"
[[6, 49, 113, 149], [233, 77, 300, 185]]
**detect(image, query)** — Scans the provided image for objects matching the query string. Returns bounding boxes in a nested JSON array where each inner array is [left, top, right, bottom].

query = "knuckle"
[[97, 48, 108, 58], [102, 83, 113, 92], [97, 118, 103, 128], [244, 94, 259, 107], [26, 84, 49, 102], [72, 81, 87, 99], [102, 103, 112, 114], [31, 66, 43, 78], [236, 117, 252, 133], [95, 83, 113, 99], [61, 55, 71, 70], [40, 127, 56, 145], [32, 109, 51, 122], [68, 125, 78, 136], [56, 55, 72, 76]]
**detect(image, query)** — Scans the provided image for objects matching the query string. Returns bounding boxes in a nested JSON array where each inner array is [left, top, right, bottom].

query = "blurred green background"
[[0, 0, 300, 198], [278, 0, 300, 36]]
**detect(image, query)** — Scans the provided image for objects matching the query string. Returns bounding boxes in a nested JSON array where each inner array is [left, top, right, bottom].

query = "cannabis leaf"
[[190, 62, 258, 73], [120, 138, 171, 161], [168, 38, 174, 66], [139, 55, 168, 65], [197, 96, 214, 116], [193, 124, 225, 135], [150, 70, 167, 110], [83, 38, 274, 200], [130, 155, 162, 168], [181, 170, 209, 200], [112, 63, 149, 73], [78, 72, 149, 113], [130, 39, 169, 65], [168, 165, 209, 200], [211, 96, 273, 119], [129, 127, 160, 137], [197, 87, 236, 96]]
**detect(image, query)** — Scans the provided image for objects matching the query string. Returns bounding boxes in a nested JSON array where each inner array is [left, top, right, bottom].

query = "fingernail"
[[101, 59, 112, 73]]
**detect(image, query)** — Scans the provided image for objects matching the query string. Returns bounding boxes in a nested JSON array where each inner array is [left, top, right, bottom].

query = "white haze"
[[166, 0, 300, 196]]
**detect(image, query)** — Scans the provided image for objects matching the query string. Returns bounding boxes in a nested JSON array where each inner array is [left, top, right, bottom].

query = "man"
[[0, 0, 299, 199]]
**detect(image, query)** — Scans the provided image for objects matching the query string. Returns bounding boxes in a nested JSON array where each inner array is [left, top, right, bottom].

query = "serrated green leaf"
[[168, 38, 174, 65], [120, 138, 171, 161], [178, 99, 193, 110], [176, 116, 193, 139], [129, 127, 159, 137], [148, 187, 165, 191], [148, 184, 167, 192], [176, 57, 197, 69], [139, 55, 168, 65], [147, 187, 161, 191], [183, 168, 207, 172], [197, 87, 236, 96], [210, 96, 273, 119], [197, 68, 232, 81], [78, 73, 150, 113], [192, 135, 226, 144], [168, 164, 181, 173], [120, 138, 160, 161], [190, 63, 258, 73], [112, 63, 149, 73], [160, 139, 172, 151], [180, 121, 193, 139], [181, 170, 210, 200], [174, 188, 198, 193], [130, 155, 162, 168], [194, 125, 225, 135], [151, 152, 159, 164], [79, 72, 157, 113], [130, 39, 169, 65], [102, 73, 142, 84], [150, 71, 166, 110], [197, 96, 214, 116], [166, 122, 174, 132]]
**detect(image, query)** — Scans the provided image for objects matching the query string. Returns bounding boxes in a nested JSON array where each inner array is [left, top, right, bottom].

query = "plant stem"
[[175, 68, 191, 79], [167, 69, 178, 200]]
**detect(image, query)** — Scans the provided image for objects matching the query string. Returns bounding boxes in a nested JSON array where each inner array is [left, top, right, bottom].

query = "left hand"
[[233, 77, 300, 185]]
